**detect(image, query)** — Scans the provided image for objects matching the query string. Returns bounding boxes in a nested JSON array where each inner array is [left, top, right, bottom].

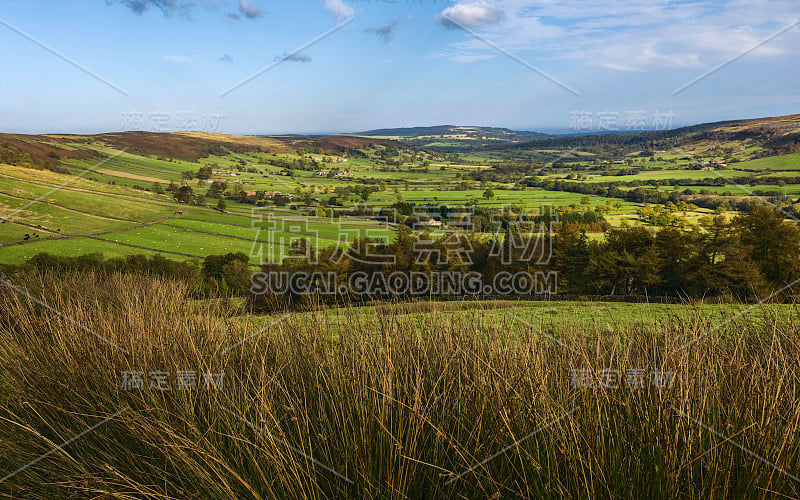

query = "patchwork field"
[[2, 120, 800, 267], [0, 158, 395, 264]]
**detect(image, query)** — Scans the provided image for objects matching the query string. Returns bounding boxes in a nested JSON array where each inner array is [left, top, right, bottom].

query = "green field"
[[273, 299, 798, 337], [3, 129, 800, 267], [0, 236, 168, 263], [730, 152, 800, 171], [0, 157, 396, 265]]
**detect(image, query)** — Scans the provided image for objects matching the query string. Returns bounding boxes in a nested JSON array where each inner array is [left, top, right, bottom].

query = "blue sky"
[[1, 0, 799, 134]]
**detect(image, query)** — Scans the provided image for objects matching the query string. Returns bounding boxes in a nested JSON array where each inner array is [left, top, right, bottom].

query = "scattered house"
[[419, 219, 442, 229], [175, 210, 184, 215], [265, 191, 297, 200], [317, 170, 350, 178], [211, 169, 240, 177], [244, 190, 257, 197]]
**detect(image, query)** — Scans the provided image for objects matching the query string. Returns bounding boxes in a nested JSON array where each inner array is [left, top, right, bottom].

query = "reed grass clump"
[[1, 270, 799, 498]]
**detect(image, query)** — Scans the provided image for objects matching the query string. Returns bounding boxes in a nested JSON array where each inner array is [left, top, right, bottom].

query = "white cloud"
[[452, 53, 495, 63], [437, 1, 504, 29], [597, 61, 645, 72], [435, 0, 799, 70], [324, 0, 354, 22]]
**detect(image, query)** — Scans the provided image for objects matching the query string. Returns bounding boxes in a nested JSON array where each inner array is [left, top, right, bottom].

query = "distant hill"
[[354, 125, 550, 149], [496, 114, 800, 157], [266, 134, 407, 152], [352, 115, 800, 156], [2, 113, 798, 168], [0, 133, 101, 172], [0, 131, 411, 172]]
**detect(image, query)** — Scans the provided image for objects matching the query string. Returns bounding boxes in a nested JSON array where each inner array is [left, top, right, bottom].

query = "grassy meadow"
[[1, 271, 799, 497]]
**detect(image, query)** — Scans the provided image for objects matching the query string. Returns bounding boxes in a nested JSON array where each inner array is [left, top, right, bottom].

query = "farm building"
[[418, 219, 443, 228]]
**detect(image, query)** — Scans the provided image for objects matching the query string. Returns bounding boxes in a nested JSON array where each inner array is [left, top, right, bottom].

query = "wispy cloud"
[[434, 0, 800, 71], [324, 0, 354, 22], [163, 54, 195, 63], [365, 20, 399, 45], [111, 0, 198, 17], [110, 0, 264, 21], [451, 53, 494, 63]]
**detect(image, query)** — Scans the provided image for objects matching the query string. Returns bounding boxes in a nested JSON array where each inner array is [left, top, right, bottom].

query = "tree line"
[[249, 203, 800, 310], [3, 204, 797, 310]]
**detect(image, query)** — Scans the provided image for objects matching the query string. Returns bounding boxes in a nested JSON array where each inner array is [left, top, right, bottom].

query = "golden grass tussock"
[[1, 270, 799, 498]]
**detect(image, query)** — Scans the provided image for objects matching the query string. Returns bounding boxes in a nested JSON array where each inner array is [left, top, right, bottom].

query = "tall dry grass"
[[0, 270, 799, 498]]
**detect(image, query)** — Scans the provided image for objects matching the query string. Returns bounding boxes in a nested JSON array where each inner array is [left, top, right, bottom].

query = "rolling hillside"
[[355, 125, 549, 149], [2, 113, 800, 268]]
